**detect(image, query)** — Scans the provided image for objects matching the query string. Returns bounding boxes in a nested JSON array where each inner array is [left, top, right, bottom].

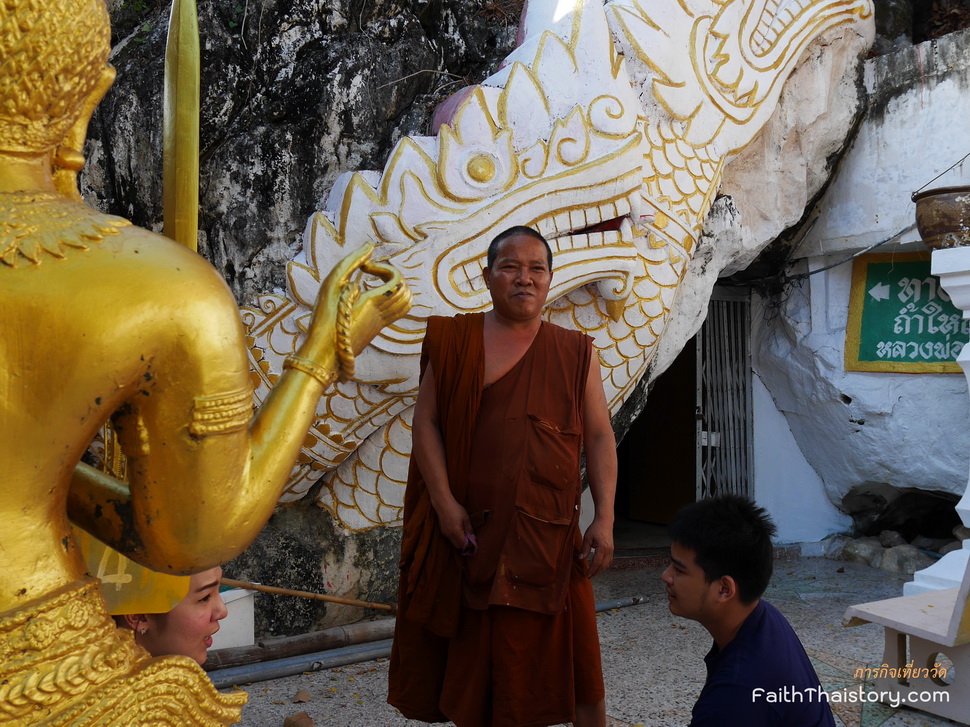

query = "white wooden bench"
[[843, 555, 970, 723]]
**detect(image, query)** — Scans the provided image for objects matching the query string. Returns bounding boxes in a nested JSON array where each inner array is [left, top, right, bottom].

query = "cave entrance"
[[615, 287, 753, 553]]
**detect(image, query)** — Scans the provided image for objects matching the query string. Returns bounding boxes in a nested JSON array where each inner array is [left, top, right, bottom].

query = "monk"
[[388, 226, 618, 727]]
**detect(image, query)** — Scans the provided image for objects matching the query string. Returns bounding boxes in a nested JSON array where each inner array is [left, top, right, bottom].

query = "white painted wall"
[[749, 29, 970, 523], [799, 28, 970, 258], [752, 257, 970, 507], [752, 372, 852, 543]]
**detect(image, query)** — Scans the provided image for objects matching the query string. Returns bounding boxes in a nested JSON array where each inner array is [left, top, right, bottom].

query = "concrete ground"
[[218, 557, 965, 727]]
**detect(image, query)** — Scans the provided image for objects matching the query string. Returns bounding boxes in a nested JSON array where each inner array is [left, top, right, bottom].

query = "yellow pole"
[[163, 0, 200, 251]]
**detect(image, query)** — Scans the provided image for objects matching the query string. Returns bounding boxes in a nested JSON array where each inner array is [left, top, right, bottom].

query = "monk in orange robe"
[[388, 226, 618, 727]]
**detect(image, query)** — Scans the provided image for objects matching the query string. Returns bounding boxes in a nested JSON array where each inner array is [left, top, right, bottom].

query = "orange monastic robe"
[[388, 313, 605, 727]]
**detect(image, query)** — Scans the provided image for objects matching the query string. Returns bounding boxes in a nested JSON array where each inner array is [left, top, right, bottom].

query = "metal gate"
[[696, 288, 753, 500]]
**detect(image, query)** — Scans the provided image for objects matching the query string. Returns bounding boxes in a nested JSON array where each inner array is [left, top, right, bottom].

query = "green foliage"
[[228, 4, 245, 30], [132, 21, 153, 44]]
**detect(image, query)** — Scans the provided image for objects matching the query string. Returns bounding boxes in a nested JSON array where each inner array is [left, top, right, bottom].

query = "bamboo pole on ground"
[[221, 578, 395, 612]]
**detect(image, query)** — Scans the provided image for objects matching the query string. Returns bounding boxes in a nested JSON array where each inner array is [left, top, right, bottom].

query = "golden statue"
[[0, 0, 412, 724]]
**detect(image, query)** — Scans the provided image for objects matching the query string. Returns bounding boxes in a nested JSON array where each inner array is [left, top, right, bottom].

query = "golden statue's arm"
[[66, 244, 410, 574]]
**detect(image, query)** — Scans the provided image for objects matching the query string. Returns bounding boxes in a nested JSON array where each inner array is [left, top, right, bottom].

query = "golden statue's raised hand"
[[294, 243, 411, 383]]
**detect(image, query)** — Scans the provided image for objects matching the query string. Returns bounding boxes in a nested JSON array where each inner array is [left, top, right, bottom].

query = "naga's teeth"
[[536, 217, 557, 239], [569, 208, 589, 230], [553, 210, 571, 232]]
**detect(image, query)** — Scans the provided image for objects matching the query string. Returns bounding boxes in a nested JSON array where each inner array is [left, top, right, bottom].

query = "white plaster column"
[[905, 246, 970, 595]]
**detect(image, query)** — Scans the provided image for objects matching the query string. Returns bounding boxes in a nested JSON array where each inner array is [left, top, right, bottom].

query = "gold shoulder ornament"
[[0, 192, 130, 267]]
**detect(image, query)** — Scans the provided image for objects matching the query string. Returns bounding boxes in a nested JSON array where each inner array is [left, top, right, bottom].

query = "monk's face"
[[483, 234, 553, 323]]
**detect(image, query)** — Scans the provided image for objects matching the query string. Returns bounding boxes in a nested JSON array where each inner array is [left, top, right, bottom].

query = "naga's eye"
[[466, 155, 496, 183]]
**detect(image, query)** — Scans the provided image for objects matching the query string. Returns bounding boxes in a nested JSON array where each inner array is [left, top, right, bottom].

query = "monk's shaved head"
[[487, 226, 553, 271]]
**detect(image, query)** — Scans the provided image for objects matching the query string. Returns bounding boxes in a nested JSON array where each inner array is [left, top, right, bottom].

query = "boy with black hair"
[[662, 495, 835, 727]]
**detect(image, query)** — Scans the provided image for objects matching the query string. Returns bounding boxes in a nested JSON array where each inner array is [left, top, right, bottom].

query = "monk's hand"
[[435, 495, 473, 550], [580, 515, 614, 578]]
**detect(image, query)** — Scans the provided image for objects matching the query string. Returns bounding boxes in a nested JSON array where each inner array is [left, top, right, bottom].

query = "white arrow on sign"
[[868, 282, 890, 301]]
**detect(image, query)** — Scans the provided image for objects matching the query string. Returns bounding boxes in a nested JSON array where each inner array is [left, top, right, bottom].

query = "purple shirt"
[[690, 600, 836, 727]]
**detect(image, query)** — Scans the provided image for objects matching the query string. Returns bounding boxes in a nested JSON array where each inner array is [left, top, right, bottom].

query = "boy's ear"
[[714, 575, 739, 603]]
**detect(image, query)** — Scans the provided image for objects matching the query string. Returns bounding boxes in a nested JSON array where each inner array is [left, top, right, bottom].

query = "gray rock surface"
[[910, 535, 953, 553], [939, 540, 964, 556], [85, 0, 520, 305], [821, 534, 854, 560], [878, 544, 936, 575], [878, 530, 906, 548], [842, 537, 885, 567], [871, 0, 913, 54]]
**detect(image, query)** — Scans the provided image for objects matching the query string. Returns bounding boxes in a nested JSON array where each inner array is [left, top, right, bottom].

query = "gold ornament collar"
[[0, 191, 131, 267]]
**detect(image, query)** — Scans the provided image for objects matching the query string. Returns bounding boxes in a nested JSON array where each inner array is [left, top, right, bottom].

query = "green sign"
[[846, 252, 967, 373]]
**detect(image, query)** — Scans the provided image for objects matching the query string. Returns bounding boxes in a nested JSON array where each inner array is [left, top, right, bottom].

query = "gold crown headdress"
[[0, 0, 111, 153]]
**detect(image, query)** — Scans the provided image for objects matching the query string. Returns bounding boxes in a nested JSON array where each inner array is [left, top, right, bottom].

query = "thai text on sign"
[[846, 252, 968, 373]]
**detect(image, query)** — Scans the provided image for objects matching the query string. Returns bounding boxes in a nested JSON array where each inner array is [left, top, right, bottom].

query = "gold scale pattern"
[[0, 192, 130, 267]]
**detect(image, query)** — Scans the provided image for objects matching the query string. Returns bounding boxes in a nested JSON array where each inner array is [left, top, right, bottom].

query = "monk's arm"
[[411, 365, 471, 549], [580, 359, 617, 577]]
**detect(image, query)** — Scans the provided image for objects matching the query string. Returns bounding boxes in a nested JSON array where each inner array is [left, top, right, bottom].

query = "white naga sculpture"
[[243, 0, 874, 530]]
